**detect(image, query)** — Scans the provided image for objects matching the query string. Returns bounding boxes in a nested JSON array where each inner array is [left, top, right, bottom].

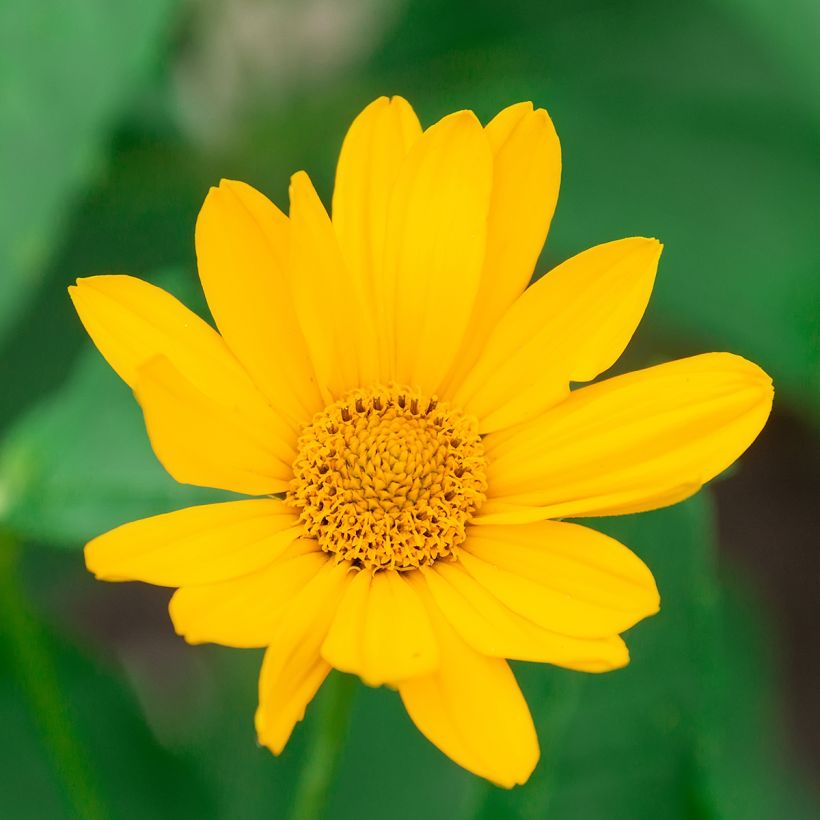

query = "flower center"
[[287, 385, 487, 571]]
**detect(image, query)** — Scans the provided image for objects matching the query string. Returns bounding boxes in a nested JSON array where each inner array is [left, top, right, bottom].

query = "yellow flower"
[[69, 97, 772, 787]]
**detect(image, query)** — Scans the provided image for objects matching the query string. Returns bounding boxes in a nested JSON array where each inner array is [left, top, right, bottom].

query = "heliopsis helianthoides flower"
[[70, 96, 772, 787]]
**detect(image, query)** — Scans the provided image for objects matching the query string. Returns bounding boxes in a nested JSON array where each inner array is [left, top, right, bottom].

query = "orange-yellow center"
[[287, 385, 487, 571]]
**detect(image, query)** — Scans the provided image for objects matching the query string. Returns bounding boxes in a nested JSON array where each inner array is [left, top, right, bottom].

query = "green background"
[[1, 0, 818, 817]]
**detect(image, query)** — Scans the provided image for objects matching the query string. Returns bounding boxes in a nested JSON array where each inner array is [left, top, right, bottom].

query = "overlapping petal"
[[480, 353, 773, 523], [135, 356, 293, 495], [257, 650, 331, 757], [169, 539, 334, 648], [419, 516, 657, 666], [421, 562, 629, 671], [442, 102, 561, 393], [384, 110, 493, 393], [68, 275, 283, 421], [332, 96, 421, 379], [399, 576, 539, 788], [321, 569, 439, 685], [255, 560, 353, 754], [85, 499, 302, 586], [196, 179, 322, 424], [459, 521, 658, 636], [288, 171, 378, 397], [453, 238, 661, 431], [69, 274, 297, 493]]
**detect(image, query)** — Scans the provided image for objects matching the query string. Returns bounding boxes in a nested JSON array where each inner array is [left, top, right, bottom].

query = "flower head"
[[70, 96, 772, 787]]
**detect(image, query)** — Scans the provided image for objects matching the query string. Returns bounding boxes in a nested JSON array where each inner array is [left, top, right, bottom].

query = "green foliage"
[[0, 543, 210, 819], [0, 0, 177, 343]]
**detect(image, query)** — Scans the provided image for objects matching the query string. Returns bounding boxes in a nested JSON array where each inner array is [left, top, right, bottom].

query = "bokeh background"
[[1, 0, 818, 817]]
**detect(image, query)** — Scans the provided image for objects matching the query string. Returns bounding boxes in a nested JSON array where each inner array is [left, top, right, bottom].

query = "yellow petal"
[[255, 559, 352, 753], [483, 353, 773, 520], [169, 540, 327, 648], [69, 275, 276, 415], [384, 110, 493, 392], [321, 569, 439, 685], [421, 561, 629, 672], [69, 272, 297, 470], [482, 102, 560, 312], [442, 103, 561, 396], [332, 97, 421, 380], [460, 521, 658, 636], [288, 171, 378, 398], [256, 648, 331, 756], [135, 356, 293, 496], [453, 555, 649, 640], [85, 499, 302, 587], [475, 484, 700, 526], [399, 575, 539, 787], [195, 180, 322, 424], [454, 238, 662, 432]]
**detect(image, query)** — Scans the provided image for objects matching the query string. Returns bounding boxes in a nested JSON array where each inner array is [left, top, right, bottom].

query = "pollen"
[[287, 385, 488, 571]]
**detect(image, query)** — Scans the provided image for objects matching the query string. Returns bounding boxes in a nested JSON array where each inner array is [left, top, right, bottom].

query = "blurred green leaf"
[[471, 494, 815, 819], [326, 680, 475, 818], [0, 543, 211, 819], [0, 345, 231, 547], [693, 582, 815, 817], [714, 0, 820, 111], [150, 648, 303, 820], [131, 646, 473, 820], [0, 0, 178, 344]]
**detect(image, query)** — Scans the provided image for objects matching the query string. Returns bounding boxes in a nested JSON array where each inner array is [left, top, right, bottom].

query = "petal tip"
[[71, 275, 98, 291], [438, 108, 482, 132], [168, 595, 201, 645], [217, 178, 257, 201], [254, 711, 287, 756], [628, 235, 663, 258], [504, 100, 534, 119], [530, 105, 554, 126], [83, 538, 105, 578], [289, 170, 315, 202], [718, 352, 774, 394]]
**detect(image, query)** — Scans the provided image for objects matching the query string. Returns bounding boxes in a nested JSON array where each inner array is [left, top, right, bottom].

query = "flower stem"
[[289, 671, 358, 820], [0, 534, 106, 820]]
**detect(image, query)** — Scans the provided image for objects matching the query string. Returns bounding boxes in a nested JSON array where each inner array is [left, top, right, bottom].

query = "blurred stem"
[[0, 534, 106, 820], [289, 671, 358, 820]]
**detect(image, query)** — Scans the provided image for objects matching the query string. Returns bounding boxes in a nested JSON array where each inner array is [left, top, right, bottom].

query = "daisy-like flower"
[[70, 97, 772, 787]]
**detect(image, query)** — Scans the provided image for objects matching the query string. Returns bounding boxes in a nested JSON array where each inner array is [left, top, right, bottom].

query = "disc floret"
[[287, 385, 487, 570]]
